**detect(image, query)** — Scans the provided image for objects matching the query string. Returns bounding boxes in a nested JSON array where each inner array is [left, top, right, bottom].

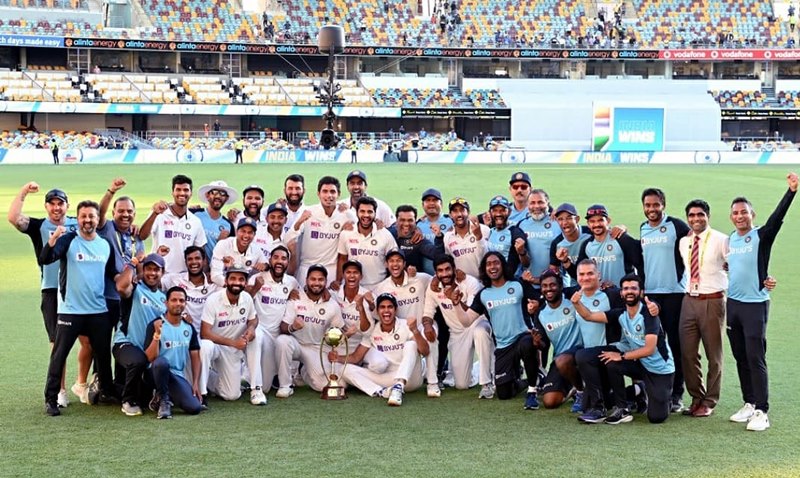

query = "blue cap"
[[421, 188, 442, 201], [585, 204, 609, 219], [489, 195, 511, 209], [385, 249, 406, 261], [237, 217, 258, 230], [267, 202, 288, 216], [346, 170, 367, 184], [45, 189, 68, 203], [142, 253, 165, 269], [242, 184, 265, 198], [509, 172, 531, 186], [554, 203, 578, 217], [307, 263, 329, 278]]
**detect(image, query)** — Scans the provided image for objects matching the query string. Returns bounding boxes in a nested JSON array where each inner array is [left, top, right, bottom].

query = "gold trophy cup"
[[320, 327, 349, 400]]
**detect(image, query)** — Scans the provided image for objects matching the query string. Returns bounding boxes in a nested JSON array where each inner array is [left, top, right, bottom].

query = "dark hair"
[[76, 200, 100, 214], [619, 273, 643, 289], [685, 199, 710, 216], [641, 188, 665, 205], [113, 195, 136, 209], [539, 269, 562, 288], [395, 204, 418, 218], [270, 245, 290, 258], [285, 174, 305, 186], [356, 196, 378, 212], [531, 188, 550, 203], [172, 174, 193, 190], [730, 196, 752, 209], [317, 176, 341, 193], [433, 254, 455, 270], [479, 251, 512, 287], [184, 245, 206, 260], [166, 286, 187, 301]]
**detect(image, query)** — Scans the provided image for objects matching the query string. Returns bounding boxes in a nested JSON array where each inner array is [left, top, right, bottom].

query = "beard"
[[226, 284, 244, 295]]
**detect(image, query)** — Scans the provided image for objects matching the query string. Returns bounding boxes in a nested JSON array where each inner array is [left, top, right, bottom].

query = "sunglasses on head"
[[449, 197, 468, 206]]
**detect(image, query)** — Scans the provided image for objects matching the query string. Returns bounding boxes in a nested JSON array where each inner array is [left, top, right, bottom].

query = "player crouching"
[[334, 293, 429, 406]]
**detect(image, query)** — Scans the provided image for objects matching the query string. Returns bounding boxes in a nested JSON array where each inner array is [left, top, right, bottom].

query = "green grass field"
[[1, 164, 798, 478]]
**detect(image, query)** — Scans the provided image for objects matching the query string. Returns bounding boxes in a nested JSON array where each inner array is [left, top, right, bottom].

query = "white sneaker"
[[387, 384, 404, 407], [71, 382, 89, 404], [478, 383, 495, 399], [730, 403, 756, 423], [275, 386, 294, 399], [57, 389, 69, 408], [746, 410, 770, 431], [373, 387, 391, 399], [250, 387, 267, 406], [427, 383, 441, 398], [121, 401, 143, 416]]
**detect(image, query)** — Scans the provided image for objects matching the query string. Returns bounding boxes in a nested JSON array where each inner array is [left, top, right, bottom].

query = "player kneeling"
[[144, 287, 203, 419], [335, 293, 429, 406]]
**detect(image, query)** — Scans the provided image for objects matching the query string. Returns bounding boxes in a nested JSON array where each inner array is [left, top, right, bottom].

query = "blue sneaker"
[[578, 408, 607, 424], [524, 392, 539, 410], [571, 391, 584, 413]]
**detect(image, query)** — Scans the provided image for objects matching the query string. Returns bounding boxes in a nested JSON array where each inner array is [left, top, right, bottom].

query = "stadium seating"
[[710, 90, 767, 108], [371, 88, 471, 108], [140, 0, 257, 42], [632, 0, 786, 48], [0, 0, 87, 9], [235, 77, 292, 106], [0, 130, 109, 149], [465, 89, 507, 108], [0, 70, 84, 102], [778, 91, 800, 108], [147, 134, 295, 150]]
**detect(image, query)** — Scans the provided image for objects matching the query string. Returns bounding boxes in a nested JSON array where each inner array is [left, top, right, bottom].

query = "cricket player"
[[194, 180, 237, 260], [340, 170, 396, 227], [210, 217, 267, 286], [335, 196, 398, 289], [161, 246, 220, 333], [443, 197, 489, 279]]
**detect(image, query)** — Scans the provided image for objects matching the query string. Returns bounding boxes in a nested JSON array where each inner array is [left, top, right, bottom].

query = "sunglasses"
[[449, 197, 469, 207], [586, 208, 607, 217], [209, 189, 229, 197]]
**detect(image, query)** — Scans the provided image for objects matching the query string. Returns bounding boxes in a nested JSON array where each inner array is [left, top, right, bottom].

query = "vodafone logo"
[[711, 50, 719, 59], [663, 51, 671, 59], [764, 51, 772, 59]]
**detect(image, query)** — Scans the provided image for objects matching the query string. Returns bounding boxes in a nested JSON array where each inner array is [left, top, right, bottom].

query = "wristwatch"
[[620, 352, 626, 360]]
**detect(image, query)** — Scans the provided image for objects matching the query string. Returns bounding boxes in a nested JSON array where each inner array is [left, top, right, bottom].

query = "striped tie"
[[690, 234, 701, 282]]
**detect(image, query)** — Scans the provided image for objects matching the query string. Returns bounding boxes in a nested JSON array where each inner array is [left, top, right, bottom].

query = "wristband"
[[107, 189, 115, 194], [153, 334, 161, 342]]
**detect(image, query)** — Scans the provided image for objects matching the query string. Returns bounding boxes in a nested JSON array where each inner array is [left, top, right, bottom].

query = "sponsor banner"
[[720, 109, 800, 120], [0, 149, 385, 164], [659, 49, 800, 61], [0, 34, 64, 48], [3, 149, 799, 165], [408, 151, 800, 164], [401, 107, 511, 118], [0, 101, 400, 117], [59, 37, 660, 59], [592, 104, 665, 152]]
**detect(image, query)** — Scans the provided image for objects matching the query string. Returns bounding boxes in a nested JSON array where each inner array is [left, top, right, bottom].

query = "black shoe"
[[149, 392, 161, 413], [671, 397, 685, 413], [605, 406, 633, 425], [157, 400, 173, 419], [635, 393, 648, 414], [87, 373, 100, 405], [200, 394, 209, 411], [45, 401, 61, 417]]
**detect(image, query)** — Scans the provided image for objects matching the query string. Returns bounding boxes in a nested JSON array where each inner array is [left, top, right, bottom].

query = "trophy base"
[[321, 384, 348, 400]]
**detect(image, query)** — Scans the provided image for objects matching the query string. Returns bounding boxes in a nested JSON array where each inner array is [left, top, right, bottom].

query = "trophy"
[[320, 327, 349, 400]]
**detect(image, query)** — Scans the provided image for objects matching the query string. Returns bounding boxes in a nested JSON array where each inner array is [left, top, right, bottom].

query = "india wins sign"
[[592, 104, 666, 152]]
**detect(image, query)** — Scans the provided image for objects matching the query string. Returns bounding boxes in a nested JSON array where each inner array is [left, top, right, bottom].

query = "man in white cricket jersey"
[[286, 176, 349, 287], [335, 293, 429, 406], [210, 217, 267, 286], [335, 196, 398, 289], [443, 197, 489, 279], [274, 265, 344, 398]]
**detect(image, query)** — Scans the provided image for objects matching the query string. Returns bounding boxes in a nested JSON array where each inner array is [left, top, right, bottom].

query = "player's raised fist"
[[218, 228, 230, 240], [22, 182, 40, 194], [157, 245, 170, 256], [644, 296, 660, 316], [406, 317, 418, 331], [514, 238, 527, 254], [787, 172, 798, 192], [51, 225, 66, 240], [226, 208, 240, 223], [570, 290, 583, 304], [109, 178, 126, 192], [152, 200, 168, 214], [556, 247, 569, 262]]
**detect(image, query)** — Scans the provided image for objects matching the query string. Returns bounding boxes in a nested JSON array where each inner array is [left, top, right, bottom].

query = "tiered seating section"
[[0, 71, 82, 101], [466, 89, 507, 108], [371, 88, 472, 108], [148, 135, 295, 150], [778, 91, 800, 108], [632, 0, 786, 47], [0, 0, 793, 46], [0, 130, 108, 149], [710, 90, 767, 108], [140, 0, 257, 42]]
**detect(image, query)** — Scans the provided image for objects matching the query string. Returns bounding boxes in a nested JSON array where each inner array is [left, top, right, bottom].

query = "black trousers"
[[495, 333, 539, 400], [112, 342, 149, 405], [52, 148, 59, 164], [578, 345, 673, 423], [45, 313, 113, 403], [648, 292, 684, 400], [433, 308, 450, 378], [40, 289, 59, 343], [150, 357, 202, 414], [235, 149, 243, 163], [727, 298, 769, 412]]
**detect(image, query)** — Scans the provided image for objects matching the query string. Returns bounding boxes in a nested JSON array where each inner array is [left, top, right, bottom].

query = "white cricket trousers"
[[448, 319, 495, 389], [341, 341, 424, 396]]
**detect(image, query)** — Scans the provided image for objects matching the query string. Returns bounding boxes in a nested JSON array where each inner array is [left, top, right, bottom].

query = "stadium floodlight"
[[317, 25, 345, 150]]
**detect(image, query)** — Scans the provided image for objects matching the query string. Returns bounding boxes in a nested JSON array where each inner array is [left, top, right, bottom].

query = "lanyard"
[[116, 229, 136, 260]]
